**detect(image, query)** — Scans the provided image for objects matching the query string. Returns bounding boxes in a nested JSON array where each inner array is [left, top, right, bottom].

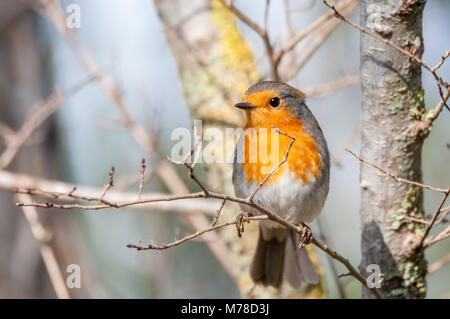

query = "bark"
[[360, 0, 427, 298], [153, 0, 325, 298]]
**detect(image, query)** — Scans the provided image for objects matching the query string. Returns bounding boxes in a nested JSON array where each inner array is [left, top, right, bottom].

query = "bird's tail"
[[284, 230, 320, 288], [250, 228, 319, 288]]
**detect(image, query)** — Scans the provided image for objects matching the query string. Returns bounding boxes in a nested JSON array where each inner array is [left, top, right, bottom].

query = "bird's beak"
[[234, 102, 256, 110]]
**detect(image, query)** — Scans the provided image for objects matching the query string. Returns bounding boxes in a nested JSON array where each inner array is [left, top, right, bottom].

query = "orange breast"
[[242, 115, 322, 185]]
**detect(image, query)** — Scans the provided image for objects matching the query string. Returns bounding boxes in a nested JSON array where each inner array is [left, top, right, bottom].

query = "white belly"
[[236, 166, 328, 225]]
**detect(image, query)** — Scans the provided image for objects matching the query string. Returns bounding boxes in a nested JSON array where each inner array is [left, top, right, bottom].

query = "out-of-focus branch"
[[16, 193, 70, 299], [303, 75, 360, 98], [428, 252, 450, 275], [283, 1, 358, 81], [0, 77, 93, 169], [217, 0, 358, 82], [0, 170, 218, 215]]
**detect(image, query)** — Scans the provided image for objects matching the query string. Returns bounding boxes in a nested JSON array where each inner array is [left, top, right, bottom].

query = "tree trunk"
[[360, 0, 427, 298]]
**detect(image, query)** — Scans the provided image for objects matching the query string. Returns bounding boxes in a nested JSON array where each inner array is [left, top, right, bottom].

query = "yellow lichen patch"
[[211, 0, 259, 93]]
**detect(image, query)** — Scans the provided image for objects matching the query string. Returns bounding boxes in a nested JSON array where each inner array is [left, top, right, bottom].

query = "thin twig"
[[3, 173, 217, 215], [138, 158, 146, 200], [346, 149, 448, 193], [166, 139, 209, 195], [210, 199, 226, 227], [98, 166, 116, 205], [128, 215, 268, 250], [315, 216, 347, 299], [247, 127, 296, 202], [415, 87, 450, 134], [323, 0, 449, 89], [276, 0, 357, 63], [423, 225, 450, 249], [418, 187, 450, 250], [431, 50, 450, 72]]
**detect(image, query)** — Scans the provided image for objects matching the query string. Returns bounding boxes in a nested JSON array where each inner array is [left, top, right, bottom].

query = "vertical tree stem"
[[360, 0, 427, 299]]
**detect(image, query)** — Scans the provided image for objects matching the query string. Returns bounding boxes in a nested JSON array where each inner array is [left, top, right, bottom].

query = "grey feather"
[[250, 227, 285, 288]]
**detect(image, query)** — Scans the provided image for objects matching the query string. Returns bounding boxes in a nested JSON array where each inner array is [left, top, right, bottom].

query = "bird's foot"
[[299, 223, 312, 248], [235, 212, 251, 238]]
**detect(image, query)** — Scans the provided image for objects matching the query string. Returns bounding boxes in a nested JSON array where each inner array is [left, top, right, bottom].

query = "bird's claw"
[[299, 224, 312, 248], [235, 212, 250, 238]]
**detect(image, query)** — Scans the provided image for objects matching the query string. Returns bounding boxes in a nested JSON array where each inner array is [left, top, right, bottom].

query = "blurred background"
[[0, 0, 448, 298]]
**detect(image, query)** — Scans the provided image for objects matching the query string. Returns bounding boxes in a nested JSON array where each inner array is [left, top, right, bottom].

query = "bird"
[[232, 81, 330, 289]]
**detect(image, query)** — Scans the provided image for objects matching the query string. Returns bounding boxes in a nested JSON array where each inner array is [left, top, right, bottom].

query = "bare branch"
[[210, 199, 226, 227], [303, 75, 360, 98], [128, 215, 268, 251], [423, 225, 450, 249], [16, 193, 70, 299], [346, 149, 448, 193], [323, 0, 449, 89], [415, 87, 450, 134], [0, 170, 217, 215], [276, 0, 357, 61], [431, 50, 450, 72], [283, 1, 358, 81], [99, 166, 115, 205], [418, 187, 450, 250], [0, 76, 93, 169], [138, 158, 146, 200]]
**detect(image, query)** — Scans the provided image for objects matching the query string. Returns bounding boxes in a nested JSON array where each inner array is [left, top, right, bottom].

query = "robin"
[[232, 81, 330, 288]]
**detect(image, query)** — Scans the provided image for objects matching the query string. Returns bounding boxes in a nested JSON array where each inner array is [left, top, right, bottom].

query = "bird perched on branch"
[[233, 81, 330, 288]]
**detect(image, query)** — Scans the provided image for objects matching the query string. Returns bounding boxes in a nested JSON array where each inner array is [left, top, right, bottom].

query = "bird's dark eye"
[[269, 97, 280, 107]]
